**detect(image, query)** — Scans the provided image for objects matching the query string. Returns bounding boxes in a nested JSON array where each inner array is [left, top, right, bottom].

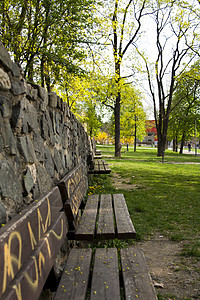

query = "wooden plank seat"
[[75, 194, 136, 241], [0, 187, 68, 300], [54, 246, 158, 300], [88, 159, 111, 174], [57, 164, 135, 241]]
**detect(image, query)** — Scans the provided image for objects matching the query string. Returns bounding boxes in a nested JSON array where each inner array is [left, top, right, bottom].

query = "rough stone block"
[[26, 83, 38, 100], [0, 202, 6, 226], [46, 112, 55, 145], [62, 127, 68, 149], [41, 114, 49, 140], [41, 112, 55, 145], [24, 166, 35, 194], [36, 164, 53, 195], [11, 97, 39, 133], [44, 146, 54, 177], [38, 86, 48, 111], [53, 148, 63, 175], [0, 67, 11, 91], [0, 95, 12, 118], [33, 134, 45, 162], [18, 136, 37, 163], [11, 80, 26, 96], [49, 92, 57, 108], [12, 62, 21, 77], [0, 160, 22, 204], [1, 122, 17, 155], [55, 112, 60, 134]]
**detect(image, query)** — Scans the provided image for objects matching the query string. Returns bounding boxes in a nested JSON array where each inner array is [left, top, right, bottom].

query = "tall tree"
[[120, 86, 146, 151], [94, 0, 149, 157], [135, 0, 200, 156], [168, 61, 200, 153]]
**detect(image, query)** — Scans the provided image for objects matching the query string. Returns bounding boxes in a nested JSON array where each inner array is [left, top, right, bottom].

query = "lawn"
[[88, 145, 200, 256]]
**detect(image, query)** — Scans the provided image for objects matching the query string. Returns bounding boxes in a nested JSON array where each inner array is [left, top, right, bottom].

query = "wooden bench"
[[88, 159, 111, 175], [0, 187, 68, 300], [94, 149, 102, 159], [54, 246, 158, 299], [75, 193, 136, 241], [57, 165, 135, 241]]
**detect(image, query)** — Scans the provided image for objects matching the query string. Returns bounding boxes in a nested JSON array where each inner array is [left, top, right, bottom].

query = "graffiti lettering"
[[1, 196, 65, 300]]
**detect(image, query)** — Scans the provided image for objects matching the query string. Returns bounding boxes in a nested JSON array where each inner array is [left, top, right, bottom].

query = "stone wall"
[[0, 42, 92, 226]]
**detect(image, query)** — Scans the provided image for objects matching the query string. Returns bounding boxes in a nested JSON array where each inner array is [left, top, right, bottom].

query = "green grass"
[[88, 145, 200, 257]]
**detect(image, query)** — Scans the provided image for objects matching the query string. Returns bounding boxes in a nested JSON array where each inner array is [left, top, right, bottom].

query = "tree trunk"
[[179, 132, 186, 154], [134, 115, 137, 152], [157, 117, 168, 157], [175, 137, 178, 152], [114, 92, 121, 157], [173, 139, 176, 151]]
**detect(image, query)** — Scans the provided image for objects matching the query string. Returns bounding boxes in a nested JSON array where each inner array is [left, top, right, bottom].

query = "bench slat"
[[58, 164, 88, 223], [113, 194, 136, 239], [54, 248, 92, 300], [96, 194, 115, 239], [0, 187, 63, 297], [63, 176, 88, 222], [1, 213, 68, 300], [121, 247, 158, 299], [75, 194, 99, 240], [90, 248, 120, 300]]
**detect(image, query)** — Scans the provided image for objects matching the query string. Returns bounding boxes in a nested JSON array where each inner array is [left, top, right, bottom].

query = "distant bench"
[[88, 159, 111, 175], [0, 163, 157, 299]]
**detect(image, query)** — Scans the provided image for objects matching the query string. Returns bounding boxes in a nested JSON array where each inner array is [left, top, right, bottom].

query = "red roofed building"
[[138, 120, 157, 145]]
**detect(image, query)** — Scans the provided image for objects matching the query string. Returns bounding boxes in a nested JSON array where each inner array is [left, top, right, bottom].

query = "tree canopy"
[[1, 0, 199, 152], [0, 0, 97, 89]]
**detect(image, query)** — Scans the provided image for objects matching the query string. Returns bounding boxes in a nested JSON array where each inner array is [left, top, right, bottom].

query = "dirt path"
[[139, 235, 200, 299]]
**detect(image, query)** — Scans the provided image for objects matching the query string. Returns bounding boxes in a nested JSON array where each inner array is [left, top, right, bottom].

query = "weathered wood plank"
[[1, 213, 68, 300], [93, 162, 100, 172], [58, 164, 84, 201], [0, 187, 63, 298], [90, 248, 120, 300], [113, 194, 136, 239], [63, 176, 88, 222], [75, 194, 99, 240], [121, 247, 158, 300], [96, 194, 115, 239], [54, 248, 92, 300], [58, 164, 83, 203]]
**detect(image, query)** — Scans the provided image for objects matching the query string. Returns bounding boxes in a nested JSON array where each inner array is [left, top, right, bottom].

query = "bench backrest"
[[58, 164, 88, 223], [0, 186, 68, 300]]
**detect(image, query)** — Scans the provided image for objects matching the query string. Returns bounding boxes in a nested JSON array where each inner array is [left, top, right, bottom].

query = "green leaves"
[[0, 0, 97, 87]]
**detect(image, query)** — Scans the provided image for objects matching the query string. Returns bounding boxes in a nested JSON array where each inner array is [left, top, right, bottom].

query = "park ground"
[[88, 146, 200, 300]]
